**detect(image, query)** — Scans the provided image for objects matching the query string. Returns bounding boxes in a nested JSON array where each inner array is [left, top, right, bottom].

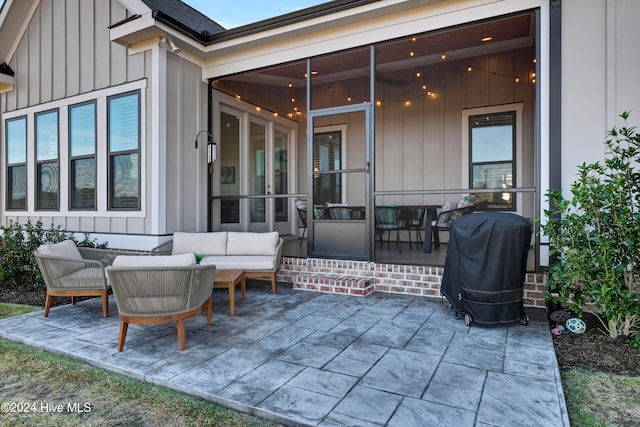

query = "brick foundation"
[[278, 256, 548, 308]]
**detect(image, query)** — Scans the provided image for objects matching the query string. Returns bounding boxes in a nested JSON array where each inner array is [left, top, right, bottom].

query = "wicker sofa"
[[151, 231, 283, 294]]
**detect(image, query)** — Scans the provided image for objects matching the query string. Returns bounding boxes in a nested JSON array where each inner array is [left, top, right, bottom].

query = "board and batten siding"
[[165, 53, 209, 234], [1, 0, 158, 243], [374, 47, 536, 214]]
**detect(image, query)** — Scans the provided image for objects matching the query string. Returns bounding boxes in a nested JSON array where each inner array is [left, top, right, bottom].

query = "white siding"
[[1, 0, 154, 243], [561, 0, 640, 193]]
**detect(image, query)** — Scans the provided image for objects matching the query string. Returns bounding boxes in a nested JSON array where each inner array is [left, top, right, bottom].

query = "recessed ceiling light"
[[481, 36, 493, 42]]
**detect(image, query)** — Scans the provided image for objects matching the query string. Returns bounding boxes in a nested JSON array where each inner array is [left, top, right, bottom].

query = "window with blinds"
[[35, 110, 60, 210], [6, 117, 27, 210], [108, 91, 140, 210], [469, 111, 515, 210], [69, 101, 97, 210]]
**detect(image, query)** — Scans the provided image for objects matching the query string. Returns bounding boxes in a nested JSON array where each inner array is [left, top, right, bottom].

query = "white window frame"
[[462, 102, 523, 214], [2, 79, 147, 218]]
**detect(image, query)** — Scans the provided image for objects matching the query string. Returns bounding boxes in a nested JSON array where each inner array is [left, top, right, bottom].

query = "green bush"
[[541, 112, 640, 339], [0, 221, 107, 289]]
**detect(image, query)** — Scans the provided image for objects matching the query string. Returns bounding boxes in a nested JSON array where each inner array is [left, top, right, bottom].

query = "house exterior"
[[1, 0, 639, 307]]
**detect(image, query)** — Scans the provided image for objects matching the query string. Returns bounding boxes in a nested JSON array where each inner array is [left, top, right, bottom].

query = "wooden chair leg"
[[117, 321, 129, 352], [101, 291, 109, 317], [271, 273, 277, 294], [205, 296, 212, 324], [71, 296, 77, 305], [177, 320, 186, 350], [44, 294, 53, 317]]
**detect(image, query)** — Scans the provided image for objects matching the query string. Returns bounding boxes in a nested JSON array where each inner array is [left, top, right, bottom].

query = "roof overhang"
[[110, 0, 446, 73], [110, 0, 536, 82], [0, 0, 38, 64], [0, 72, 14, 94]]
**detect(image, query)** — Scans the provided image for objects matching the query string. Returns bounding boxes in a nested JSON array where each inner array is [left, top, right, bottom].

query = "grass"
[[0, 304, 279, 427], [0, 303, 40, 319], [560, 367, 640, 427]]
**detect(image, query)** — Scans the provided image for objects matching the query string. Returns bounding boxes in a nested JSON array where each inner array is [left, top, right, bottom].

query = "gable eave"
[[0, 0, 38, 64]]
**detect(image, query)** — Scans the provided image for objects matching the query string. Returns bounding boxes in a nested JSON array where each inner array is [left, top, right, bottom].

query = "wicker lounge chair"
[[106, 254, 216, 351], [34, 240, 138, 317]]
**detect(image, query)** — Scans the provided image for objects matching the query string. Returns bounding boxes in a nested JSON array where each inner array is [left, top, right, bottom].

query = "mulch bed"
[[550, 311, 640, 376]]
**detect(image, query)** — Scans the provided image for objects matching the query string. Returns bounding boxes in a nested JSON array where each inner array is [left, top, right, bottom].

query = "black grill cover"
[[441, 212, 532, 325]]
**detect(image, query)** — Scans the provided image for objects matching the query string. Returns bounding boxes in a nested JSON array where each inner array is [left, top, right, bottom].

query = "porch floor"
[[0, 280, 568, 426], [282, 235, 448, 266]]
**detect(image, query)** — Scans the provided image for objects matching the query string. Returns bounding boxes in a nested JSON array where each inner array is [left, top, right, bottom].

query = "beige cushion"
[[171, 232, 227, 256], [112, 253, 196, 267], [202, 256, 275, 271], [37, 240, 82, 260], [226, 231, 279, 256]]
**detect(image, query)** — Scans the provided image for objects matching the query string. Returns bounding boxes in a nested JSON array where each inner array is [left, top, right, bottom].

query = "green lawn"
[[0, 303, 279, 427]]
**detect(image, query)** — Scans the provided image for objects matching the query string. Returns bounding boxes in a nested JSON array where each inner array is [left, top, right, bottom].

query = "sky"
[[0, 1, 330, 29], [181, 0, 330, 29]]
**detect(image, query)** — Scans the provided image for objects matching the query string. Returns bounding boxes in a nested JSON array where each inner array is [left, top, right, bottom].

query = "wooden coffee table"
[[213, 269, 246, 316]]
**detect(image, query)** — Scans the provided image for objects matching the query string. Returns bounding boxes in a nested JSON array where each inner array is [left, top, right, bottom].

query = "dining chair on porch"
[[294, 199, 308, 247], [375, 206, 401, 252], [432, 204, 475, 248], [398, 206, 426, 251]]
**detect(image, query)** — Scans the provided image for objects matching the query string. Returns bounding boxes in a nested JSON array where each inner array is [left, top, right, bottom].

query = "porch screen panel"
[[70, 101, 96, 210], [6, 117, 27, 210], [220, 112, 240, 223], [250, 121, 266, 223], [470, 112, 515, 210], [274, 130, 288, 222], [311, 47, 370, 110], [108, 92, 140, 210], [36, 110, 60, 210]]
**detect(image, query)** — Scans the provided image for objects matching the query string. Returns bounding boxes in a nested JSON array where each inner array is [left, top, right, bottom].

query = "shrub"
[[0, 221, 107, 288], [541, 112, 640, 339]]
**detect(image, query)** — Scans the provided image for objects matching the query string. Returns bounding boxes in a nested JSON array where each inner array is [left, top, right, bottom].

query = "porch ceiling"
[[220, 12, 535, 87]]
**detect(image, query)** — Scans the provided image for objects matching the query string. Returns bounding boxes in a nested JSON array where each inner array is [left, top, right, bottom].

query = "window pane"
[[111, 153, 139, 209], [37, 162, 59, 210], [109, 93, 139, 152], [471, 113, 514, 162], [36, 111, 58, 161], [274, 130, 288, 222], [8, 165, 26, 209], [250, 122, 265, 223], [472, 163, 513, 190], [72, 158, 96, 209], [220, 111, 240, 224], [70, 102, 96, 157], [6, 117, 26, 164]]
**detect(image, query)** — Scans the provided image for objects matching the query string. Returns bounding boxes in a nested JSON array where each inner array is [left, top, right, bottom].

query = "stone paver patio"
[[0, 280, 569, 426]]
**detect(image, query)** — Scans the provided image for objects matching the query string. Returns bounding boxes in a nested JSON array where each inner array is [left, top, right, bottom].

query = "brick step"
[[293, 273, 373, 296]]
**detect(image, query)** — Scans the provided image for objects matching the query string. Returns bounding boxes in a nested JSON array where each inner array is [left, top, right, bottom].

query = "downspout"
[[207, 77, 213, 231], [547, 0, 562, 268], [549, 0, 561, 196]]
